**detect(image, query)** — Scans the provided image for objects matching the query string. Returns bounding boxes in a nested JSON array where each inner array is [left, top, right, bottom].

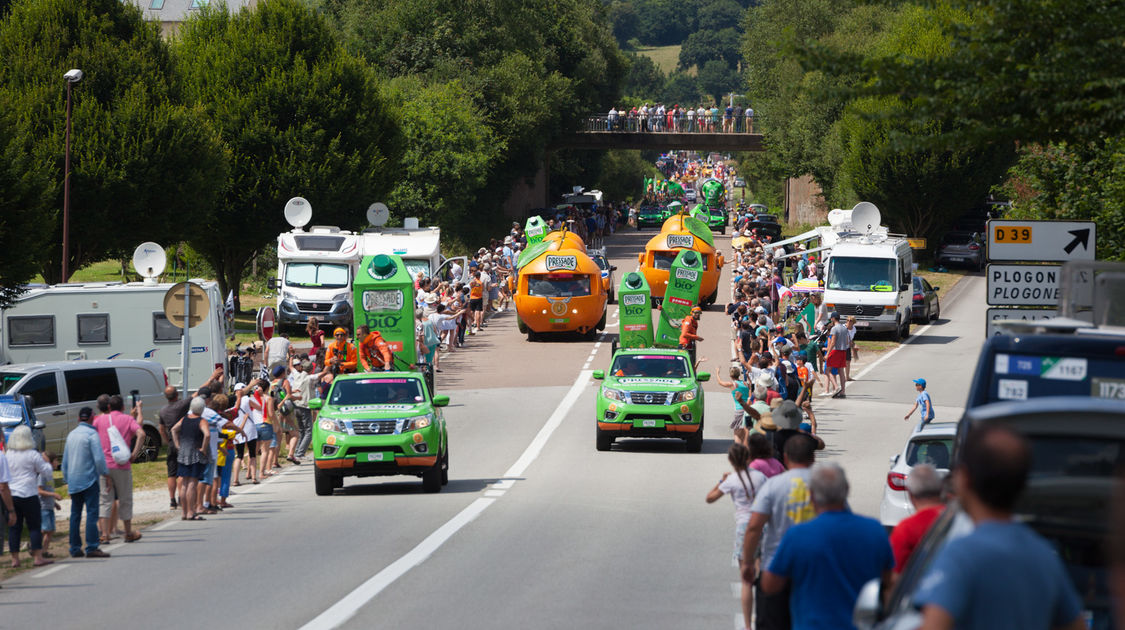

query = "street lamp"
[[62, 68, 83, 283]]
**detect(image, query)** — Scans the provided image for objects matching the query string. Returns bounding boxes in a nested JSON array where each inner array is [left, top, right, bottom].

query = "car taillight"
[[968, 244, 980, 250], [913, 294, 923, 302], [887, 471, 907, 492]]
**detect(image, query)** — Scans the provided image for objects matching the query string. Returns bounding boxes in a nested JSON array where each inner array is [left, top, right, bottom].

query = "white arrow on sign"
[[987, 220, 1095, 262], [986, 264, 1062, 306]]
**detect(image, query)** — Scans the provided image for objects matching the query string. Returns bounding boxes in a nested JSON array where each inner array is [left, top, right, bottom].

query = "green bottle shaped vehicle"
[[310, 254, 450, 495], [617, 272, 654, 350], [525, 215, 547, 246], [654, 249, 703, 348]]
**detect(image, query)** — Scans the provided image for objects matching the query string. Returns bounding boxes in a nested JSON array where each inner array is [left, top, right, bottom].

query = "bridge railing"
[[578, 113, 761, 134]]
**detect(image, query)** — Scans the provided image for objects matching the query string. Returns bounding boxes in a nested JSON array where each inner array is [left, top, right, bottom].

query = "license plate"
[[642, 419, 657, 427], [362, 452, 387, 462], [855, 321, 870, 328], [947, 256, 964, 262]]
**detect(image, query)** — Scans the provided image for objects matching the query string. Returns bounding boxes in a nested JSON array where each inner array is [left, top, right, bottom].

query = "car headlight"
[[403, 413, 433, 431], [332, 292, 350, 303], [318, 417, 345, 433], [603, 388, 625, 402], [672, 389, 696, 403]]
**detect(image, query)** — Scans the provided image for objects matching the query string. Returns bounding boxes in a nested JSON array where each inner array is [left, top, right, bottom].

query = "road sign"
[[907, 238, 927, 250], [986, 307, 1058, 336], [986, 264, 1062, 306], [162, 282, 208, 328], [257, 306, 275, 342], [987, 220, 1096, 262]]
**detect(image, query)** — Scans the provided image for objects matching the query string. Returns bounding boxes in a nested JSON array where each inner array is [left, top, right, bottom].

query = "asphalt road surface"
[[1, 227, 987, 630]]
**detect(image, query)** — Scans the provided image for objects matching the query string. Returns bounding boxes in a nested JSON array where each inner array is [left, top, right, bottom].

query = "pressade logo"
[[545, 255, 578, 271], [675, 268, 699, 281], [667, 234, 694, 248], [622, 294, 646, 306]]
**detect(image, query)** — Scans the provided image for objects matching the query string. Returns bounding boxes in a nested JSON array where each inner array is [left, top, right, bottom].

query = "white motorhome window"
[[153, 313, 183, 342], [403, 260, 431, 280], [284, 263, 349, 289], [77, 314, 110, 344], [7, 316, 55, 347], [827, 257, 897, 292]]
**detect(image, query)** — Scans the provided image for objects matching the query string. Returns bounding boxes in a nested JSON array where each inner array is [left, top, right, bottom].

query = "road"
[[0, 227, 987, 630]]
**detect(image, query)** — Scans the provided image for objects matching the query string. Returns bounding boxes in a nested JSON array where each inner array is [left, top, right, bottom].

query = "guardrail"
[[578, 114, 761, 134]]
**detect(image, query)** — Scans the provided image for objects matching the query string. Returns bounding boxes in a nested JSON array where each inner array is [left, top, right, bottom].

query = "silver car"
[[935, 231, 984, 270], [878, 421, 955, 529]]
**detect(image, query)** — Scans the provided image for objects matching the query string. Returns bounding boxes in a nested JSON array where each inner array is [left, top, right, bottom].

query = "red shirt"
[[889, 504, 943, 573]]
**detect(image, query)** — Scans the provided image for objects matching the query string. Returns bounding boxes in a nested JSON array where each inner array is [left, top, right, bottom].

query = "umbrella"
[[791, 278, 823, 292]]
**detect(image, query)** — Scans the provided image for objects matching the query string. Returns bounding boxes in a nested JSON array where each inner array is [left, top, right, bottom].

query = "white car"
[[683, 188, 697, 202], [879, 421, 956, 529]]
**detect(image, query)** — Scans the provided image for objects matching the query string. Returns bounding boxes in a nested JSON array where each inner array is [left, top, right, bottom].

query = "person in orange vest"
[[356, 325, 395, 372], [679, 306, 704, 350], [323, 328, 358, 376]]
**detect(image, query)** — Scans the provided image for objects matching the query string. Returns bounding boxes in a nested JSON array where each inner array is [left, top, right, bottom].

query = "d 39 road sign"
[[987, 220, 1095, 262], [987, 264, 1062, 306]]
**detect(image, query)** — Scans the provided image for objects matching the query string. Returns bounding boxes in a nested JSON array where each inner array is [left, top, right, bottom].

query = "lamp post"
[[61, 68, 83, 283]]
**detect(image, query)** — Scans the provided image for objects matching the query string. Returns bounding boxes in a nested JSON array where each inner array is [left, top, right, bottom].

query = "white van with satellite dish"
[[0, 243, 229, 391], [358, 203, 465, 285], [274, 197, 362, 331]]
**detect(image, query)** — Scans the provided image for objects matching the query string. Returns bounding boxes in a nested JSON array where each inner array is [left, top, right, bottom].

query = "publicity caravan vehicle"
[[637, 213, 724, 305], [513, 233, 609, 341]]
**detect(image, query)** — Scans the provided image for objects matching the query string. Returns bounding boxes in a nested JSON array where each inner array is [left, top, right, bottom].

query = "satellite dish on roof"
[[367, 202, 390, 227], [850, 202, 881, 235], [132, 242, 167, 285], [284, 197, 313, 229]]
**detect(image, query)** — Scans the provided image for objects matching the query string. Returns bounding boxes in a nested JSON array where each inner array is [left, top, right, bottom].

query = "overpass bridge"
[[551, 115, 765, 152]]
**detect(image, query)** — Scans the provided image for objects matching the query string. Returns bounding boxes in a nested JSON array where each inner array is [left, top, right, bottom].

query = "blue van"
[[0, 394, 45, 451]]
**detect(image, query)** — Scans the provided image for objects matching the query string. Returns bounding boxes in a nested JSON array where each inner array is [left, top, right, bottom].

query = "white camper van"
[[359, 218, 444, 281], [275, 227, 362, 331], [0, 280, 229, 390]]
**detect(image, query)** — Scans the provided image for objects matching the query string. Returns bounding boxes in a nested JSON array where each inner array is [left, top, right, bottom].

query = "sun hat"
[[757, 413, 778, 431], [755, 371, 777, 391], [424, 293, 439, 304], [772, 400, 803, 430], [234, 382, 247, 391]]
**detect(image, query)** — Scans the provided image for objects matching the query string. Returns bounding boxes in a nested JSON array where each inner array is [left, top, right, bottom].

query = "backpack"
[[107, 423, 132, 466], [423, 319, 440, 350]]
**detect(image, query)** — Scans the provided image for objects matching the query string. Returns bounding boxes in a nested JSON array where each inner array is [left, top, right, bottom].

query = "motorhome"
[[0, 281, 229, 390], [359, 218, 459, 282]]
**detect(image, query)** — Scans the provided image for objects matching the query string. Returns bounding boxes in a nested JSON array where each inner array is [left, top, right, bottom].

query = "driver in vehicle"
[[357, 325, 394, 372]]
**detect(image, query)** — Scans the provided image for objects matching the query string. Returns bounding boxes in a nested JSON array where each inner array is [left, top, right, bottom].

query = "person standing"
[[61, 407, 110, 558], [306, 317, 325, 371], [905, 378, 935, 430], [708, 443, 768, 630], [289, 359, 314, 460], [761, 463, 894, 629], [741, 434, 818, 630], [93, 394, 145, 544], [171, 397, 210, 521], [230, 382, 259, 486], [5, 426, 55, 567], [264, 331, 293, 376], [38, 451, 62, 557], [844, 316, 859, 382], [890, 464, 945, 574], [158, 386, 190, 510], [914, 425, 1085, 630], [679, 307, 704, 354], [468, 271, 485, 334], [825, 312, 849, 398]]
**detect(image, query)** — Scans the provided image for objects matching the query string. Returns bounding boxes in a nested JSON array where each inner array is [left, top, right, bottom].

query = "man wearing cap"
[[679, 307, 704, 354], [825, 312, 849, 398], [905, 378, 935, 430], [357, 325, 395, 372], [62, 407, 111, 558], [324, 328, 358, 375]]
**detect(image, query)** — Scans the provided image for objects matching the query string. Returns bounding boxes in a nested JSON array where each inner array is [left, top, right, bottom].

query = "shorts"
[[826, 348, 847, 369], [41, 509, 56, 533], [166, 443, 179, 478], [257, 422, 275, 443], [99, 468, 134, 521], [236, 440, 258, 459], [847, 346, 853, 361], [733, 519, 749, 565], [201, 458, 217, 486], [177, 462, 205, 479], [469, 298, 483, 312]]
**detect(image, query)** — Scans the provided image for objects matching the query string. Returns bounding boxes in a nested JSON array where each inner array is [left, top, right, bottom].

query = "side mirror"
[[637, 253, 644, 263], [269, 277, 281, 291], [610, 265, 618, 271], [308, 399, 323, 410], [34, 420, 46, 430], [890, 454, 899, 465], [852, 578, 883, 630], [696, 372, 711, 382], [933, 286, 940, 292], [592, 370, 605, 380], [432, 395, 450, 407]]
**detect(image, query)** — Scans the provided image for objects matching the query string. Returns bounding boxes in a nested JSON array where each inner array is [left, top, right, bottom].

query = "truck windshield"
[[827, 257, 897, 292], [285, 263, 349, 289], [329, 378, 425, 406], [0, 373, 24, 395], [526, 274, 591, 297], [610, 355, 690, 378]]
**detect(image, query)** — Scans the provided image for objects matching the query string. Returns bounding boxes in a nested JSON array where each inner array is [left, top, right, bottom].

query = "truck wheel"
[[527, 329, 538, 342], [422, 460, 443, 493], [897, 317, 910, 341], [314, 468, 334, 496], [516, 314, 528, 334], [685, 428, 703, 453], [704, 288, 718, 306], [608, 289, 616, 305], [441, 447, 449, 486], [597, 310, 607, 332], [611, 340, 618, 355], [596, 428, 614, 452], [134, 426, 161, 463]]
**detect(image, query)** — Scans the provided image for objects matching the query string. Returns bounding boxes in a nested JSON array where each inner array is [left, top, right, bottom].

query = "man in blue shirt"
[[905, 377, 935, 431], [763, 462, 893, 629], [914, 425, 1084, 630], [61, 407, 111, 558]]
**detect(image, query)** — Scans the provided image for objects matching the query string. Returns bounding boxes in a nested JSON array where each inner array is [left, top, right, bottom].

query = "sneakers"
[[86, 549, 111, 558], [70, 550, 85, 558]]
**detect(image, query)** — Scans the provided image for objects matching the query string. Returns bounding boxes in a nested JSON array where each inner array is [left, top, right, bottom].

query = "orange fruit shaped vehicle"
[[637, 213, 724, 305], [513, 234, 608, 341]]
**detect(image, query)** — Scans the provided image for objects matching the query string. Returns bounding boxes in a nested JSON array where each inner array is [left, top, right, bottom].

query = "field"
[[635, 44, 682, 76]]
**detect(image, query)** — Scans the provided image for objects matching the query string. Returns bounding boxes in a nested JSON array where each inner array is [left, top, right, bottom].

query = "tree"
[[623, 52, 666, 100], [635, 0, 696, 46], [608, 1, 641, 45], [663, 71, 702, 105], [697, 60, 741, 104], [0, 101, 54, 307], [174, 0, 401, 308], [697, 0, 744, 33], [595, 150, 657, 202], [0, 0, 227, 283], [678, 28, 740, 70]]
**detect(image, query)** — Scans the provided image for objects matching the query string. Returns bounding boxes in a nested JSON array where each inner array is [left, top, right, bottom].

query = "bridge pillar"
[[500, 157, 549, 219]]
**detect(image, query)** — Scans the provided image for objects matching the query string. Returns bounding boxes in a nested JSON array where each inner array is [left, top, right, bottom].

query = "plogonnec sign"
[[987, 264, 1062, 306], [987, 220, 1095, 262]]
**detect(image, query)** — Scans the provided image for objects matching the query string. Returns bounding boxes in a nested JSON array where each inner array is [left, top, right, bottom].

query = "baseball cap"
[[913, 378, 927, 387], [829, 311, 840, 320], [271, 365, 286, 378], [754, 306, 766, 314], [234, 382, 247, 391], [197, 385, 212, 399], [78, 407, 94, 421], [469, 260, 479, 268]]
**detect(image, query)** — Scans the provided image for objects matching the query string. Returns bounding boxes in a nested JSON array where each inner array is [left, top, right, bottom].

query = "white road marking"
[[735, 613, 745, 630], [31, 564, 68, 579], [730, 582, 741, 597], [484, 490, 505, 498], [301, 370, 594, 630], [150, 519, 179, 532]]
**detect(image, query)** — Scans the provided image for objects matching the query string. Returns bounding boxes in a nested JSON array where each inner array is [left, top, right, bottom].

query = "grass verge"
[[635, 44, 682, 76]]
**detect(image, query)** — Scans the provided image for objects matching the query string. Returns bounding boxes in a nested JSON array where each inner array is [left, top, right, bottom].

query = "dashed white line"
[[484, 490, 506, 498]]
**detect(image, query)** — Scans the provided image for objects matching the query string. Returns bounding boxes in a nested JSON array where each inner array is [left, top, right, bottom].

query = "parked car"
[[0, 394, 45, 451], [589, 249, 618, 304], [746, 212, 782, 241], [879, 421, 955, 529], [911, 277, 940, 323], [857, 398, 1122, 630], [0, 360, 167, 460], [935, 231, 984, 270]]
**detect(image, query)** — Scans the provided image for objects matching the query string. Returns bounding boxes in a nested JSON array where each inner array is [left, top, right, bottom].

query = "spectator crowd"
[[601, 103, 755, 133]]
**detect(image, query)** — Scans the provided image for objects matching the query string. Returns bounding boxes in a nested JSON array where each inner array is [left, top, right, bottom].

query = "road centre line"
[[301, 369, 594, 630]]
